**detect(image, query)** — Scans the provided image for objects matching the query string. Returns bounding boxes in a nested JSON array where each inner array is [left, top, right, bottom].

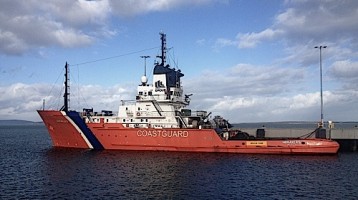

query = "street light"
[[314, 45, 327, 128]]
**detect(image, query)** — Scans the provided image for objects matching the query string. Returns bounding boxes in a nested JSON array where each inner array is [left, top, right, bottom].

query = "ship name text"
[[282, 140, 302, 144], [137, 130, 189, 138], [56, 119, 68, 123]]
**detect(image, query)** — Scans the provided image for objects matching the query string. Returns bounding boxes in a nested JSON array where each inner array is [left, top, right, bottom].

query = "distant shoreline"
[[0, 120, 43, 125]]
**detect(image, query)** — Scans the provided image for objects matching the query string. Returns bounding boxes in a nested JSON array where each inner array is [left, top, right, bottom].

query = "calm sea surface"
[[1, 124, 358, 199]]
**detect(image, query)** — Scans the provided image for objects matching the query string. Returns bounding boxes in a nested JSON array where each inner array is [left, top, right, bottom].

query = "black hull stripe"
[[67, 111, 104, 150]]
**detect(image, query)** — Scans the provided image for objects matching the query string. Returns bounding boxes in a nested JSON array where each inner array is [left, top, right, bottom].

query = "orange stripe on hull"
[[38, 110, 90, 148]]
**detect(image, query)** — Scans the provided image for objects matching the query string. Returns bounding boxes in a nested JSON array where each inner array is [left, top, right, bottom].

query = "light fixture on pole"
[[314, 45, 327, 128]]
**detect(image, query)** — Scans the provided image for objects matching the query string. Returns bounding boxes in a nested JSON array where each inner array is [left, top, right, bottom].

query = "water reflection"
[[40, 149, 345, 199]]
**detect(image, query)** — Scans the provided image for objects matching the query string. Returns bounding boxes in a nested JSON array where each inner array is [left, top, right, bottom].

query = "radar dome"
[[141, 75, 148, 84]]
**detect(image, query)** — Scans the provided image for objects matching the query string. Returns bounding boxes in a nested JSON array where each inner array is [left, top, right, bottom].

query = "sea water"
[[1, 124, 358, 199]]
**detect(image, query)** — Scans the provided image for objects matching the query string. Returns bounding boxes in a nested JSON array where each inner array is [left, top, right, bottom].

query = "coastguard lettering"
[[137, 130, 189, 138]]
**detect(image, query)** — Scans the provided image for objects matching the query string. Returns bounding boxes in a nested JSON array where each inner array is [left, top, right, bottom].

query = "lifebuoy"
[[136, 112, 140, 116]]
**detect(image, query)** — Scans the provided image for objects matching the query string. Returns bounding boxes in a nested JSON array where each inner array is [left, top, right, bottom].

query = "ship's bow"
[[38, 110, 91, 148]]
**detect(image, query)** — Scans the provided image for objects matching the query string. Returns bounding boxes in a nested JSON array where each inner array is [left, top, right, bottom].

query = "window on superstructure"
[[139, 91, 143, 95], [122, 119, 125, 122], [138, 107, 140, 111], [148, 91, 152, 96]]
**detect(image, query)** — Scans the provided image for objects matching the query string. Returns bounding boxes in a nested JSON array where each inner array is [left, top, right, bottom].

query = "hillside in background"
[[0, 120, 42, 125]]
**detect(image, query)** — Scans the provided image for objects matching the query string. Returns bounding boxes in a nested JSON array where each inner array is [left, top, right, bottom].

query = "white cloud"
[[330, 60, 358, 79], [53, 29, 93, 48], [0, 0, 112, 55], [329, 60, 358, 90], [196, 39, 206, 46], [279, 1, 358, 38], [236, 29, 284, 48], [0, 0, 218, 55], [210, 1, 358, 123], [275, 7, 306, 30], [215, 29, 284, 49], [109, 0, 216, 16], [183, 61, 358, 122], [0, 83, 51, 120], [185, 63, 306, 101], [44, 0, 111, 26], [190, 89, 358, 122], [0, 30, 28, 55], [0, 82, 134, 121], [216, 0, 358, 52], [215, 38, 237, 48]]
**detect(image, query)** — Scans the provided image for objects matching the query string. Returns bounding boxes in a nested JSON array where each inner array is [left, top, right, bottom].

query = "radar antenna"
[[157, 32, 167, 66]]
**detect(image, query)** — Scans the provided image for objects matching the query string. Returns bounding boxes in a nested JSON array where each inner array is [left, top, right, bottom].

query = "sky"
[[1, 0, 358, 123]]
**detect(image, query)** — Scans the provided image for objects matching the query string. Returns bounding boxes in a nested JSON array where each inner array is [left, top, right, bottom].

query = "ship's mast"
[[158, 32, 167, 66], [61, 62, 69, 112]]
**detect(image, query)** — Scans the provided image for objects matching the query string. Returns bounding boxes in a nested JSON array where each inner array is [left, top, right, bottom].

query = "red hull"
[[38, 110, 90, 148], [38, 110, 339, 154]]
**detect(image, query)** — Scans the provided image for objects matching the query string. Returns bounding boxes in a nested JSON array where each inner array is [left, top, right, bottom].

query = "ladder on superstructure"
[[152, 100, 163, 116]]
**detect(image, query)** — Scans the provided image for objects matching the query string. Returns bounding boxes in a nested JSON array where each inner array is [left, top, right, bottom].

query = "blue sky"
[[1, 0, 358, 123]]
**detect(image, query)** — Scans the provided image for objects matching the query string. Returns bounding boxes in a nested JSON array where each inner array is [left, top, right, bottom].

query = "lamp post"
[[314, 45, 327, 128], [140, 56, 150, 76]]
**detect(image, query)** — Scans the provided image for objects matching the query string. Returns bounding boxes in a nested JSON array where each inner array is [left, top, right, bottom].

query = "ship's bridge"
[[116, 32, 192, 128], [136, 63, 186, 105]]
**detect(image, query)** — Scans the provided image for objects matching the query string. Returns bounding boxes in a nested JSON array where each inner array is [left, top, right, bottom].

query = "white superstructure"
[[82, 33, 226, 130], [117, 33, 191, 128]]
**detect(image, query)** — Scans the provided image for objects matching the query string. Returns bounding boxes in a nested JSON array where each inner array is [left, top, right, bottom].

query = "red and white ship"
[[38, 33, 339, 154]]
